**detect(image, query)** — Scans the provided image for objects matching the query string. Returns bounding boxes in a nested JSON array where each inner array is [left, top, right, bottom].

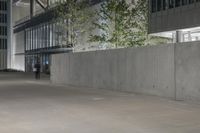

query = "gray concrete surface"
[[175, 42, 200, 101], [51, 44, 175, 99], [1, 72, 200, 133], [51, 41, 200, 102]]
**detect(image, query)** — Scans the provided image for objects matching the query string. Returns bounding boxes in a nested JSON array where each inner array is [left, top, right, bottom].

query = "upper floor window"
[[0, 39, 7, 49], [0, 13, 7, 23], [151, 0, 157, 13], [0, 1, 7, 11], [151, 0, 200, 13], [0, 26, 7, 36], [157, 0, 162, 11]]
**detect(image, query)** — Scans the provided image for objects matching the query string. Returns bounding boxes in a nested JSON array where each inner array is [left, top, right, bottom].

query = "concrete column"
[[7, 0, 11, 69], [30, 0, 35, 18], [172, 32, 176, 43], [176, 31, 183, 43], [188, 31, 192, 42]]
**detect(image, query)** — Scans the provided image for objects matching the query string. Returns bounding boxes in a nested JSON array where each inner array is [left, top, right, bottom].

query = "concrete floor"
[[0, 72, 200, 133]]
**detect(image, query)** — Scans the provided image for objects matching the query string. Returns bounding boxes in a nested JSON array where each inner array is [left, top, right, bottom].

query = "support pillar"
[[30, 0, 35, 18], [176, 31, 183, 43], [188, 31, 192, 42]]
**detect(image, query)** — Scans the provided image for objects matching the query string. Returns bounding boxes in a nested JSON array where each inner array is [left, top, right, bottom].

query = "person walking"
[[34, 61, 41, 79]]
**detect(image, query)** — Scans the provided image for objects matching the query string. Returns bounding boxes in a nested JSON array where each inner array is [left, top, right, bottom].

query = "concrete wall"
[[175, 41, 200, 101], [51, 43, 175, 98], [51, 41, 200, 101]]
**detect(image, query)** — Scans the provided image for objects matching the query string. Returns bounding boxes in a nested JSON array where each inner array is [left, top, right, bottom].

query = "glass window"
[[0, 13, 7, 23], [163, 0, 168, 10], [157, 0, 162, 11], [182, 0, 188, 5], [0, 26, 7, 36], [0, 1, 7, 11], [175, 0, 181, 7], [189, 0, 195, 4], [151, 0, 157, 12], [0, 39, 7, 49], [169, 0, 174, 8]]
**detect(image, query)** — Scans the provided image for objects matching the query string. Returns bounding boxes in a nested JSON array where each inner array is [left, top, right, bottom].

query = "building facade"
[[6, 0, 133, 72], [10, 0, 103, 72], [0, 0, 8, 69], [12, 0, 70, 72], [149, 0, 200, 43]]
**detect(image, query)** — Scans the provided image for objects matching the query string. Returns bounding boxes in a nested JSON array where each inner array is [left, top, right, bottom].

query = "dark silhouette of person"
[[45, 63, 49, 74], [34, 61, 41, 79]]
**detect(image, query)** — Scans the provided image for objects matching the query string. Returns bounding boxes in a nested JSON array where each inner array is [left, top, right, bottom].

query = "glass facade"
[[25, 22, 71, 73], [0, 1, 7, 11], [0, 0, 7, 49], [157, 0, 162, 11], [0, 26, 7, 36], [14, 0, 102, 72], [0, 39, 7, 49], [168, 0, 175, 9], [25, 22, 71, 52], [151, 0, 200, 13], [0, 0, 7, 50], [0, 13, 7, 23], [0, 0, 7, 69], [175, 0, 181, 7], [25, 54, 50, 73]]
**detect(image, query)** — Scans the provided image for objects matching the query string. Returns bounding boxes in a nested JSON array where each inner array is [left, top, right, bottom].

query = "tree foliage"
[[54, 0, 94, 49], [89, 0, 149, 47], [54, 0, 170, 51]]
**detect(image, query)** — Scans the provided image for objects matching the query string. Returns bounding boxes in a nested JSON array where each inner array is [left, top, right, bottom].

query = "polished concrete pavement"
[[0, 72, 200, 133]]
